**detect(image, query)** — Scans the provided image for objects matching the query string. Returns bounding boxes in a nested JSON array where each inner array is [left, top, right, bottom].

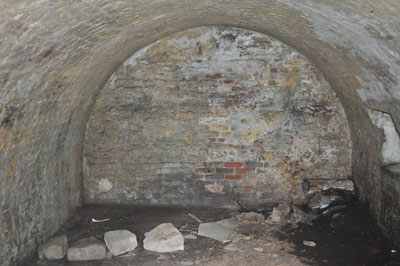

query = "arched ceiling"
[[0, 0, 398, 265]]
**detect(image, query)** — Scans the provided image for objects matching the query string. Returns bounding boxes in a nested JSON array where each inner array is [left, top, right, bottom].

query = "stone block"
[[38, 235, 68, 260], [67, 237, 106, 261], [143, 223, 184, 253], [104, 230, 138, 256]]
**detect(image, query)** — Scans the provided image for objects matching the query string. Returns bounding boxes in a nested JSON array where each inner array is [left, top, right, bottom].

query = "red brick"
[[224, 162, 243, 168], [225, 175, 243, 180], [208, 138, 216, 142], [216, 168, 234, 174], [236, 168, 251, 173], [224, 79, 234, 84], [205, 73, 222, 79], [217, 138, 225, 142]]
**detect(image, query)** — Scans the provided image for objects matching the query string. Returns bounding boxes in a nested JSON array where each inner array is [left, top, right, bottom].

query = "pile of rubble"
[[39, 223, 184, 261], [38, 179, 354, 261], [39, 212, 264, 261]]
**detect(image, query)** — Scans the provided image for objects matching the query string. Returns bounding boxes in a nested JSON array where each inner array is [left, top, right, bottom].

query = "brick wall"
[[83, 27, 352, 207]]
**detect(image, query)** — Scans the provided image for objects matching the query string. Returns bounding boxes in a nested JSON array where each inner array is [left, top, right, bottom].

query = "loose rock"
[[236, 212, 264, 223], [198, 218, 238, 242], [181, 261, 195, 266], [38, 235, 68, 260], [303, 241, 317, 247], [270, 203, 291, 223], [309, 193, 333, 209], [291, 206, 317, 225], [322, 205, 346, 216], [104, 230, 138, 256], [332, 213, 342, 219], [67, 237, 106, 261], [143, 223, 184, 253]]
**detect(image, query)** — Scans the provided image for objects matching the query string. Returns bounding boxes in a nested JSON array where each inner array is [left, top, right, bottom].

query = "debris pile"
[[38, 179, 355, 262]]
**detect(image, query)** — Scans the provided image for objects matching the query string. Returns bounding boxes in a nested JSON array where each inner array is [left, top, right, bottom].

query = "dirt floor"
[[25, 199, 400, 266]]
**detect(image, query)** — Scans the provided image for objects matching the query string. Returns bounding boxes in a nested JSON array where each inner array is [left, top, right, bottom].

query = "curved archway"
[[83, 26, 352, 208], [1, 1, 398, 264]]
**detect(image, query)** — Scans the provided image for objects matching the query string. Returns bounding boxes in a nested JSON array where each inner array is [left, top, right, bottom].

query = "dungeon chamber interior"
[[1, 1, 400, 265]]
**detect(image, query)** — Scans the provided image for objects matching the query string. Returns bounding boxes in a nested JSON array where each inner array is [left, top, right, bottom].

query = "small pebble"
[[303, 241, 316, 247], [232, 236, 241, 243]]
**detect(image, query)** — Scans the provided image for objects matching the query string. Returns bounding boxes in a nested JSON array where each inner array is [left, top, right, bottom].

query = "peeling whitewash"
[[368, 109, 400, 165]]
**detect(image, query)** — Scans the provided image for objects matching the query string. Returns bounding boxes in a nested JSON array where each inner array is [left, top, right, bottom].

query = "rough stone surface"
[[104, 230, 138, 256], [84, 27, 352, 207], [368, 109, 400, 165], [236, 212, 264, 223], [183, 234, 198, 240], [38, 235, 68, 260], [386, 164, 400, 174], [67, 237, 106, 261], [0, 1, 399, 264], [143, 223, 184, 253], [380, 166, 400, 247], [198, 218, 238, 242], [307, 179, 354, 194], [308, 193, 334, 209], [291, 206, 317, 225], [271, 203, 291, 223], [224, 243, 242, 251]]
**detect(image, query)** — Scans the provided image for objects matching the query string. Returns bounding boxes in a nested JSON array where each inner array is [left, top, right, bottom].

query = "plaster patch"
[[368, 109, 400, 165], [97, 178, 113, 193]]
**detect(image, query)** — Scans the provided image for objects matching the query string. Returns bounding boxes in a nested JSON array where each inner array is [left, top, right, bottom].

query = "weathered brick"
[[216, 168, 234, 173], [232, 86, 245, 91], [236, 168, 251, 173], [205, 73, 222, 79], [243, 186, 252, 193], [225, 175, 243, 180], [0, 0, 398, 264], [84, 27, 351, 220], [195, 168, 215, 175], [224, 162, 243, 168]]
